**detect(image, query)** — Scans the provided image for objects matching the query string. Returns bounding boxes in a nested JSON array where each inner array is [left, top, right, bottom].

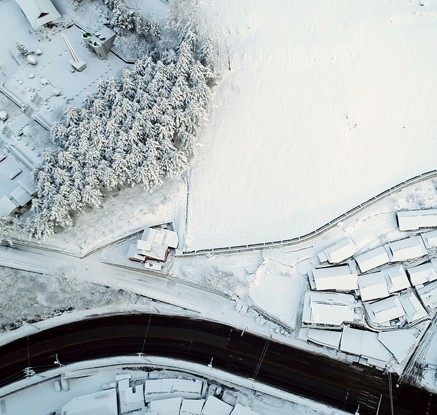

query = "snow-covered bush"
[[23, 0, 219, 238]]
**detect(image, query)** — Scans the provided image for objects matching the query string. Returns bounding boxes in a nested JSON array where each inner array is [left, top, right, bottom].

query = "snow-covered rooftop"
[[340, 327, 392, 368], [378, 329, 421, 364], [302, 291, 356, 327], [355, 246, 390, 274], [14, 0, 61, 30], [416, 280, 437, 312], [364, 296, 405, 326], [407, 260, 437, 286], [397, 209, 437, 232], [399, 291, 428, 324], [149, 396, 183, 414], [386, 236, 427, 262], [385, 264, 410, 293], [358, 271, 389, 302], [421, 229, 437, 249], [310, 265, 358, 292], [317, 238, 356, 264], [60, 388, 117, 415], [201, 395, 233, 415], [230, 403, 260, 415], [306, 328, 342, 349]]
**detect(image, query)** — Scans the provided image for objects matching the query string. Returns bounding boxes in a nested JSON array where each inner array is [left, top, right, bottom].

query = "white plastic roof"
[[355, 246, 390, 273], [15, 0, 61, 29], [311, 265, 358, 291], [397, 209, 437, 231], [386, 236, 427, 262]]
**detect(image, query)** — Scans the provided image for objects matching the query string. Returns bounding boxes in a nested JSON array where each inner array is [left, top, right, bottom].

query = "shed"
[[355, 246, 390, 273], [385, 264, 410, 293], [15, 0, 61, 30], [399, 291, 428, 324]]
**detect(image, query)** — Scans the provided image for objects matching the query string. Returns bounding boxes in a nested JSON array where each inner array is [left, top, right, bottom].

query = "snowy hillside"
[[185, 0, 437, 250]]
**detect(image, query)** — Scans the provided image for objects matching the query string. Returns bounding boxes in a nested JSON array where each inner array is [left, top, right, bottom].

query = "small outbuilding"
[[309, 265, 358, 292], [386, 236, 427, 262], [317, 238, 356, 264]]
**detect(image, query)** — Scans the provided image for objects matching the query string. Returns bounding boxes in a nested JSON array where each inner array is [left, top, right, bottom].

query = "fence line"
[[180, 170, 437, 257]]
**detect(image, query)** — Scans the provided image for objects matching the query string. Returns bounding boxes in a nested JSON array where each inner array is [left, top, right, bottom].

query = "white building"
[[317, 238, 356, 264], [309, 265, 358, 292], [421, 229, 437, 249], [230, 403, 260, 415], [181, 399, 205, 415], [149, 397, 182, 414], [306, 328, 342, 349], [397, 209, 437, 231], [378, 329, 422, 364], [416, 280, 437, 312], [117, 375, 144, 414], [302, 291, 358, 328], [355, 246, 390, 273], [14, 0, 61, 30], [386, 236, 427, 262], [407, 260, 437, 286]]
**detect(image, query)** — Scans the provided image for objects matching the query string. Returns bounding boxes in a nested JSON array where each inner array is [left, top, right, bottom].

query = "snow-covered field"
[[185, 0, 437, 250]]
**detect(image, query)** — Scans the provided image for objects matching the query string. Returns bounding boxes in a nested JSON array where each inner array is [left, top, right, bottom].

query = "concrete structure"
[[386, 236, 427, 262], [309, 265, 358, 292], [397, 209, 437, 231], [407, 260, 437, 286], [302, 291, 358, 328], [14, 0, 61, 30], [416, 280, 437, 313], [60, 389, 117, 415], [355, 246, 390, 273], [82, 26, 116, 60], [317, 238, 356, 264]]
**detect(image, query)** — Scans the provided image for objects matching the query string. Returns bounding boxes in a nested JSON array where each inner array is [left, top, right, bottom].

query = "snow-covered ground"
[[185, 0, 437, 250]]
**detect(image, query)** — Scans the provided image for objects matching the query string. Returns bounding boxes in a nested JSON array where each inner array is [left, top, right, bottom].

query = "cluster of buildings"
[[300, 209, 437, 369], [59, 374, 259, 415], [126, 225, 179, 271], [0, 0, 126, 216]]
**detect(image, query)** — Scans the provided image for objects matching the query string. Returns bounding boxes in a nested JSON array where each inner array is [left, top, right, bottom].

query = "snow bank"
[[186, 0, 437, 250]]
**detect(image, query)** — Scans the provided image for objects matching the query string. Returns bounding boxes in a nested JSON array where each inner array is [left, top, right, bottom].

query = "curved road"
[[0, 314, 435, 415]]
